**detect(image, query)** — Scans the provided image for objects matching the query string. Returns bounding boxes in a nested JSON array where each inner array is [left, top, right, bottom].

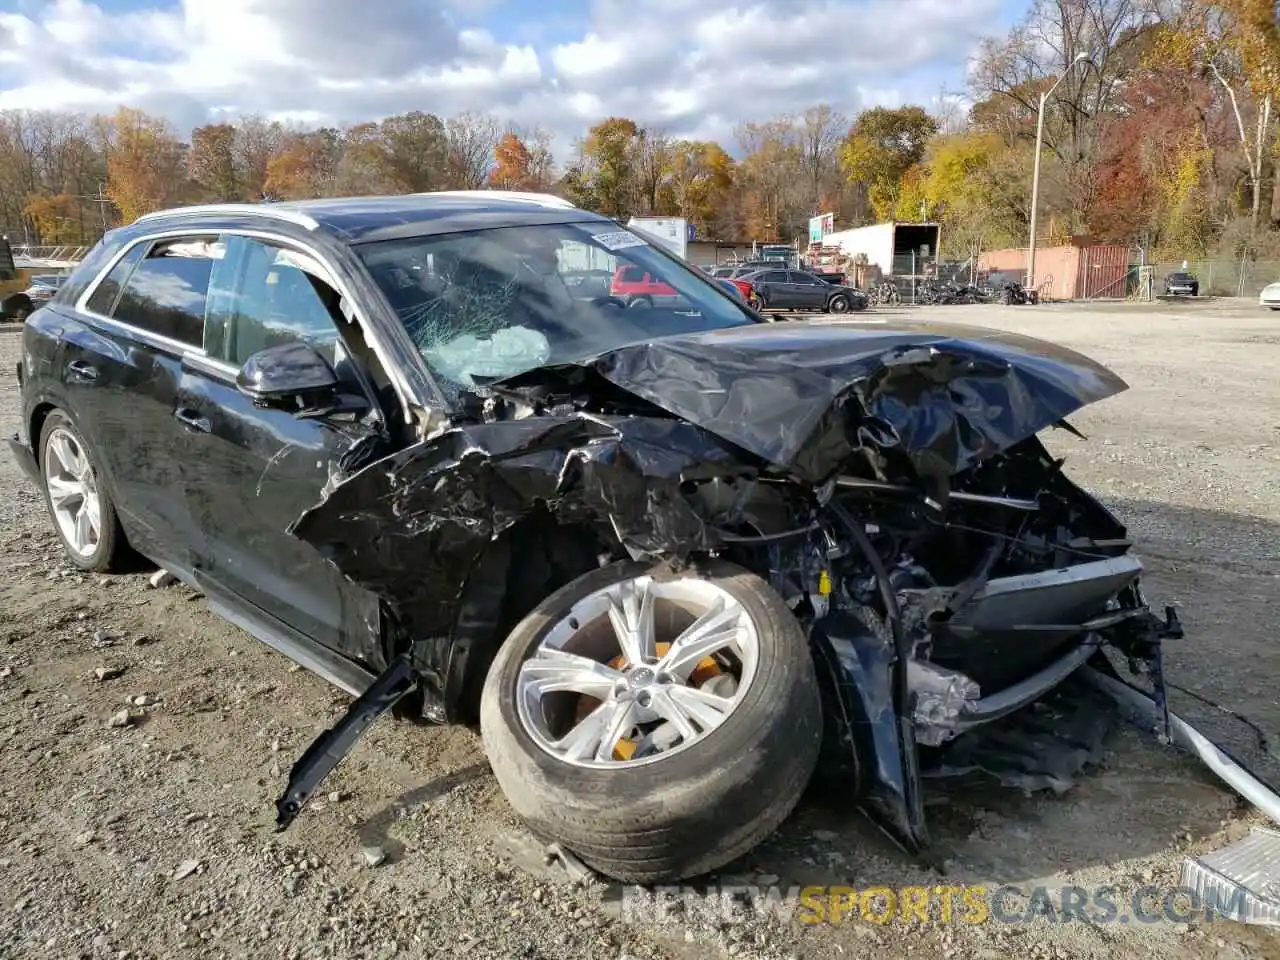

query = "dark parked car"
[[740, 267, 867, 313], [8, 191, 1184, 884], [2, 274, 67, 321], [1165, 271, 1199, 297]]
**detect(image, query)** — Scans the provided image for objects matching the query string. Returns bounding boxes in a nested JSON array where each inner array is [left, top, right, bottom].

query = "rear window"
[[111, 238, 221, 347], [58, 234, 131, 305]]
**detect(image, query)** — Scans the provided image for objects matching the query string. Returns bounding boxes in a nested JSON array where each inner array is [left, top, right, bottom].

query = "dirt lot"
[[1, 299, 1278, 960]]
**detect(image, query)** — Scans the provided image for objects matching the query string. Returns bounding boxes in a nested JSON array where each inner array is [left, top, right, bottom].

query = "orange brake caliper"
[[601, 642, 723, 760]]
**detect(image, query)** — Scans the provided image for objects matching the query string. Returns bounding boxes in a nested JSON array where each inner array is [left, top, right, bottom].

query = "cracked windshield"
[[356, 222, 756, 397]]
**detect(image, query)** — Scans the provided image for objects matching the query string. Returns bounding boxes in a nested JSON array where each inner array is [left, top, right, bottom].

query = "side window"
[[790, 272, 816, 285], [84, 242, 147, 316], [763, 271, 787, 283], [207, 236, 342, 368], [112, 238, 220, 348]]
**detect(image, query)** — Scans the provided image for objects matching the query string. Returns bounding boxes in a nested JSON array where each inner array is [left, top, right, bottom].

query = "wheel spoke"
[[665, 685, 736, 732], [50, 433, 77, 473], [84, 494, 101, 536], [657, 598, 743, 679], [647, 688, 700, 741], [520, 648, 623, 699], [551, 699, 635, 763], [607, 578, 656, 667], [47, 475, 82, 509], [74, 506, 95, 549]]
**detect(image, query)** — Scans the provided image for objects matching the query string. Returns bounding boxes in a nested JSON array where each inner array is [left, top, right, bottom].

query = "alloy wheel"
[[515, 576, 760, 768], [43, 427, 102, 558]]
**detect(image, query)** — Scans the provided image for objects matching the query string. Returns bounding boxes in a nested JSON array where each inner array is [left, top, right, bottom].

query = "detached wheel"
[[39, 410, 128, 572], [480, 559, 822, 883]]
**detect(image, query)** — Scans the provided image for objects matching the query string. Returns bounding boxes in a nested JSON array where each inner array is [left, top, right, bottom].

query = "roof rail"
[[134, 203, 320, 230], [419, 190, 577, 210]]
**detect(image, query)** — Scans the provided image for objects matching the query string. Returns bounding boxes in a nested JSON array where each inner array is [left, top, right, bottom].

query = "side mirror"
[[236, 341, 340, 409]]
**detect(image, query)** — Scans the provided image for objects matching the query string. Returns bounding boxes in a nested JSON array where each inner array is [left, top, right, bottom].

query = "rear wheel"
[[627, 296, 653, 310], [480, 559, 822, 883], [39, 411, 129, 572]]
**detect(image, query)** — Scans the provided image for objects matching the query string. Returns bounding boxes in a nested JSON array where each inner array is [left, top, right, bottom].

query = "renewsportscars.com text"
[[610, 883, 1248, 926]]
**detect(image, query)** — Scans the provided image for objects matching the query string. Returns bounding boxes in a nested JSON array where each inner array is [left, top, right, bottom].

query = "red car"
[[610, 265, 677, 308]]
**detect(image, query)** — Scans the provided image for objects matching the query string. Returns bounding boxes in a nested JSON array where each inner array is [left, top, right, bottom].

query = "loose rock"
[[148, 569, 177, 589], [172, 860, 201, 881]]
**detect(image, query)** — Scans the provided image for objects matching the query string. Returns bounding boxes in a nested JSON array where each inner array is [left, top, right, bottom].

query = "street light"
[[1026, 52, 1092, 291]]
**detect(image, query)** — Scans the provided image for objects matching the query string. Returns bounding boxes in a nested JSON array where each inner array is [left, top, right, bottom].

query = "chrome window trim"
[[74, 226, 420, 422], [134, 204, 320, 230]]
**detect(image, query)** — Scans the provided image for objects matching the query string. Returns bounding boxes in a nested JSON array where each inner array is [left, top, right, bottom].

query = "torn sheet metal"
[[558, 319, 1129, 484], [289, 414, 753, 698]]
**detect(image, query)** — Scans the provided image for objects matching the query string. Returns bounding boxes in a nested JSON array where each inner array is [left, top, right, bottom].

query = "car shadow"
[[352, 761, 489, 861]]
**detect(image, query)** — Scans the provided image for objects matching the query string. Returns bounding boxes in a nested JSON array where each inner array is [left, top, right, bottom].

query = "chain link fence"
[[1146, 259, 1280, 298]]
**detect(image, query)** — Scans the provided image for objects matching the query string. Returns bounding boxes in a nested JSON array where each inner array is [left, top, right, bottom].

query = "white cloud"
[[0, 0, 1001, 150]]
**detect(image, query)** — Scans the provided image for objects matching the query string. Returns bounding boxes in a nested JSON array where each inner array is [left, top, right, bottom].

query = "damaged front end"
[[279, 320, 1187, 853]]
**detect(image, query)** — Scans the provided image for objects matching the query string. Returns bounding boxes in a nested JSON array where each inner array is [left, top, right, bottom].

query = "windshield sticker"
[[592, 230, 648, 251]]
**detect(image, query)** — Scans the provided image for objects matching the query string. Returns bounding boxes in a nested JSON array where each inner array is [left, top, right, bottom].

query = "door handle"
[[174, 408, 212, 433], [67, 360, 99, 382]]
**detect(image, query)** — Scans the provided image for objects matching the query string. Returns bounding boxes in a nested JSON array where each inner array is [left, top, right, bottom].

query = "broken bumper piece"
[[1181, 827, 1280, 926], [1084, 666, 1280, 926], [274, 653, 418, 830]]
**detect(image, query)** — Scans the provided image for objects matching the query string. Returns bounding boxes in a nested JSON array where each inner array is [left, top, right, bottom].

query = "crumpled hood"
[[575, 318, 1128, 483]]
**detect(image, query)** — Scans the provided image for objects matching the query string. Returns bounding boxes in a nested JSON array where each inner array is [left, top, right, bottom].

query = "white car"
[[1261, 281, 1280, 310]]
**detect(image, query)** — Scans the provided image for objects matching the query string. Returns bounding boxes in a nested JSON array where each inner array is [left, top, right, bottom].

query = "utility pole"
[[1027, 52, 1092, 291]]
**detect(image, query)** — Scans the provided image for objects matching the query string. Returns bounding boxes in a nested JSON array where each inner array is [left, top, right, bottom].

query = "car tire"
[[3, 294, 32, 322], [827, 294, 850, 313], [627, 296, 653, 310], [479, 558, 823, 884], [38, 410, 129, 573]]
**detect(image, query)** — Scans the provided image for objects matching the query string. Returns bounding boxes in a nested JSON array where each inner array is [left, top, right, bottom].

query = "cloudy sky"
[[0, 0, 1023, 148]]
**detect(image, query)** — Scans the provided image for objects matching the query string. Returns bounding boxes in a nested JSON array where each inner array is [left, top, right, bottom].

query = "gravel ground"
[[1, 299, 1278, 960]]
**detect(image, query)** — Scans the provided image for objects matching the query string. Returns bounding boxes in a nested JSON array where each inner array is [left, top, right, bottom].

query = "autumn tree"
[[969, 0, 1155, 232], [840, 106, 938, 220], [631, 129, 672, 215], [567, 117, 641, 218], [381, 111, 450, 192], [798, 104, 847, 213], [23, 193, 80, 244], [1149, 0, 1278, 229], [263, 129, 342, 199], [445, 112, 501, 189], [103, 108, 188, 222], [489, 132, 533, 189], [664, 141, 735, 236], [233, 115, 284, 198], [189, 123, 239, 201]]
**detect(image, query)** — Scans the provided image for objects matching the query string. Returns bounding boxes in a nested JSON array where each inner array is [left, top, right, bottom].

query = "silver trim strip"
[[949, 636, 1100, 732], [834, 476, 1041, 511], [208, 598, 374, 697], [969, 555, 1143, 599], [72, 226, 419, 418], [419, 190, 576, 209], [134, 203, 320, 230]]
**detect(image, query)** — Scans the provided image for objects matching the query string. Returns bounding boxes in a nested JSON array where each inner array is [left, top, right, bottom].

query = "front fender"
[[810, 611, 929, 852]]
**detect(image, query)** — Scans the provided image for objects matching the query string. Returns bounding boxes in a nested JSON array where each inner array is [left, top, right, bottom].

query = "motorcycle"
[[999, 281, 1038, 305]]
